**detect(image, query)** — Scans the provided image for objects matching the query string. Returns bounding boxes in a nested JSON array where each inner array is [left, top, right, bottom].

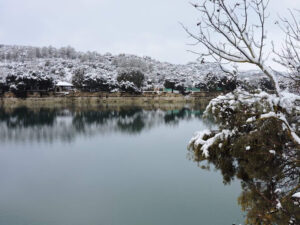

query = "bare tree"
[[182, 0, 281, 96], [273, 9, 300, 90], [185, 0, 300, 151]]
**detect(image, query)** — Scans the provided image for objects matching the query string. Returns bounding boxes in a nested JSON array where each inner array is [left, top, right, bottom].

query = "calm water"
[[0, 106, 243, 225]]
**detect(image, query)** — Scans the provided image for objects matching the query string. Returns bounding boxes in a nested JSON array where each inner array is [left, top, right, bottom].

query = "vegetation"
[[185, 1, 300, 224], [0, 106, 204, 142], [117, 69, 145, 93], [189, 89, 300, 224], [196, 73, 237, 92], [163, 79, 186, 93]]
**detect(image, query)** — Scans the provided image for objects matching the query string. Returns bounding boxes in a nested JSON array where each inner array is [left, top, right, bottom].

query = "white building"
[[55, 81, 73, 92]]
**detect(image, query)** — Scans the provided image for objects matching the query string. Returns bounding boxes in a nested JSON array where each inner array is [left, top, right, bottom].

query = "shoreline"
[[0, 91, 222, 108]]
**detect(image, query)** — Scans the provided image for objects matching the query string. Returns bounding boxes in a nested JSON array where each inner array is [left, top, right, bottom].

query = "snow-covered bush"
[[118, 81, 141, 94], [84, 75, 112, 92], [189, 89, 299, 156], [5, 72, 54, 93], [164, 78, 186, 93], [236, 73, 277, 93], [259, 77, 276, 92], [117, 69, 145, 89], [112, 54, 151, 73], [71, 68, 118, 92], [196, 73, 237, 92], [72, 68, 86, 89], [0, 78, 8, 94]]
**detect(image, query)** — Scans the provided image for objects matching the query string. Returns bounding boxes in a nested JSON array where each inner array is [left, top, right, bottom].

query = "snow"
[[189, 130, 212, 157], [189, 86, 299, 161], [292, 192, 300, 199], [56, 81, 73, 87], [275, 188, 281, 193], [261, 112, 277, 119], [0, 45, 232, 90], [9, 84, 17, 90], [259, 112, 300, 145], [276, 201, 282, 209], [269, 150, 276, 155], [280, 91, 300, 113], [203, 88, 300, 145], [246, 117, 256, 123], [0, 44, 292, 92], [189, 129, 234, 157]]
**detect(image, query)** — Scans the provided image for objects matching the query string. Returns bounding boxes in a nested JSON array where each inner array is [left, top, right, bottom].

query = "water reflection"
[[189, 138, 300, 224], [0, 104, 244, 225], [0, 106, 207, 143]]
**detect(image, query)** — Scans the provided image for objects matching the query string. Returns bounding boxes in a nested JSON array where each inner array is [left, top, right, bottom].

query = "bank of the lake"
[[0, 91, 223, 108]]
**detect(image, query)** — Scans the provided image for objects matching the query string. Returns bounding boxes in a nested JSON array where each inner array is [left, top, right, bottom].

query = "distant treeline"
[[0, 45, 276, 96], [0, 45, 99, 62], [0, 68, 275, 97]]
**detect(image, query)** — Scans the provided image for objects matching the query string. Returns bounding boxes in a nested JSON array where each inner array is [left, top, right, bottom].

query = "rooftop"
[[56, 81, 73, 87]]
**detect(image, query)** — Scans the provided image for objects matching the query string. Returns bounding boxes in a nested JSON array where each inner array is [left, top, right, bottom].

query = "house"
[[55, 81, 73, 92]]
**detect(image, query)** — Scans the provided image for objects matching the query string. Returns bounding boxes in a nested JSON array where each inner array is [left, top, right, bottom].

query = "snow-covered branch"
[[189, 89, 300, 158]]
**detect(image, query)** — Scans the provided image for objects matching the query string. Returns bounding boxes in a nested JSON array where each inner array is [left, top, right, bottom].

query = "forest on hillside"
[[0, 45, 287, 95]]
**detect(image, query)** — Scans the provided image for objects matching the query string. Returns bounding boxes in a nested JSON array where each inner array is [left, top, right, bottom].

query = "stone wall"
[[0, 91, 223, 108]]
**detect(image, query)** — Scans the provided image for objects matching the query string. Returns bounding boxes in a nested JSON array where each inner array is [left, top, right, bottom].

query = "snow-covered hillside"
[[0, 44, 291, 93], [0, 44, 225, 89]]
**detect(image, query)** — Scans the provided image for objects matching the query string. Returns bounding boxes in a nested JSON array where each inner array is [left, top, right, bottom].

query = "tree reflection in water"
[[188, 123, 300, 224], [1, 105, 299, 223], [0, 107, 57, 128], [0, 105, 206, 143]]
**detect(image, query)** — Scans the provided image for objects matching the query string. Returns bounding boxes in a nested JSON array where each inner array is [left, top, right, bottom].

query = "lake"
[[0, 105, 244, 225]]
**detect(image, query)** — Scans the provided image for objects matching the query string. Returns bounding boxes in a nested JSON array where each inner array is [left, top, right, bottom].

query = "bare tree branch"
[[274, 9, 300, 90], [184, 0, 281, 96]]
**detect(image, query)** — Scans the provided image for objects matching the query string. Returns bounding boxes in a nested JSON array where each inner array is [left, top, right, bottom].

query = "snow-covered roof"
[[56, 81, 73, 87]]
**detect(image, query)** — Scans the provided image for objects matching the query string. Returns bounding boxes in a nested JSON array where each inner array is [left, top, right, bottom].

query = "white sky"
[[0, 0, 299, 65]]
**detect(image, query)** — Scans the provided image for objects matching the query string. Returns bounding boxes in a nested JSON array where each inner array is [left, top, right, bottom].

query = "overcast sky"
[[0, 0, 299, 64]]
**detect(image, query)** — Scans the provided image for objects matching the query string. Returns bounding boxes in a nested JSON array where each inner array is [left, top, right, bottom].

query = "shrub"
[[164, 79, 176, 92], [117, 69, 145, 89], [199, 73, 237, 92], [164, 79, 186, 94], [6, 72, 54, 93], [119, 81, 141, 94], [72, 68, 86, 89], [259, 77, 275, 91], [0, 79, 8, 94], [83, 75, 112, 92]]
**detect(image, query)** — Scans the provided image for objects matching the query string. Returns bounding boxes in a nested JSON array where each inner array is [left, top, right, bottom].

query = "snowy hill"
[[0, 44, 289, 93], [0, 44, 227, 90]]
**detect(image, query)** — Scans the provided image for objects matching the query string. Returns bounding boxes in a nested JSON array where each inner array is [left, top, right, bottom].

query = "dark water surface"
[[0, 105, 243, 225]]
